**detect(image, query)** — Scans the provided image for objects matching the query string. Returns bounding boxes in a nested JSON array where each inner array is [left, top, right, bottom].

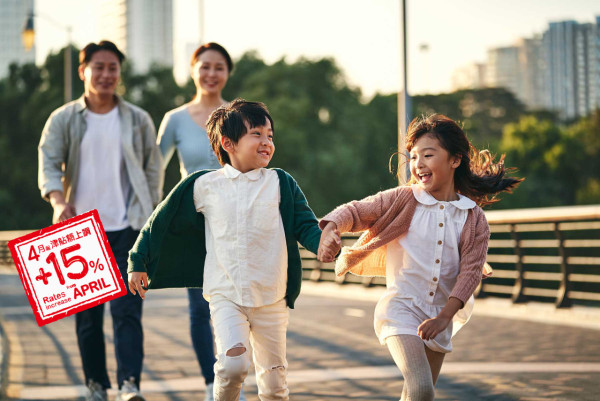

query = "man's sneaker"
[[86, 380, 107, 401], [205, 382, 214, 401], [115, 377, 145, 401]]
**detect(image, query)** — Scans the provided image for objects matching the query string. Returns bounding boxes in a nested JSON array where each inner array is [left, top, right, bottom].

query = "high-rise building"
[[595, 16, 600, 111], [450, 62, 486, 91], [486, 46, 522, 101], [98, 0, 173, 73], [174, 41, 201, 85], [543, 21, 578, 119], [517, 36, 545, 109], [574, 23, 597, 116], [0, 0, 35, 77]]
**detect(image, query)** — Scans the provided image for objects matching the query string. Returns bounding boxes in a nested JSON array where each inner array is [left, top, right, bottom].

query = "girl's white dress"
[[375, 185, 476, 353]]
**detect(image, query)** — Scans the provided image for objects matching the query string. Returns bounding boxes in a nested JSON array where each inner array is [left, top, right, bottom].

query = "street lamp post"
[[397, 0, 410, 184], [22, 11, 73, 103]]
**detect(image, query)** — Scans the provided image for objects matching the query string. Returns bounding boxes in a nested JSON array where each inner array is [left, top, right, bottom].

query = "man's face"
[[79, 50, 121, 97]]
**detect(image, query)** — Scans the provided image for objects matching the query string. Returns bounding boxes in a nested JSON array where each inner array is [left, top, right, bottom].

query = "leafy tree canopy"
[[0, 47, 597, 230]]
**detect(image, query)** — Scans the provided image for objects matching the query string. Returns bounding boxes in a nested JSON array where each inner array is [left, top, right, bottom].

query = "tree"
[[498, 115, 596, 208], [0, 47, 82, 230], [412, 88, 531, 150]]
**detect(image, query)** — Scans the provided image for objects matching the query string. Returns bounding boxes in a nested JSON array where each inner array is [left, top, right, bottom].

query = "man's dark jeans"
[[76, 227, 143, 389]]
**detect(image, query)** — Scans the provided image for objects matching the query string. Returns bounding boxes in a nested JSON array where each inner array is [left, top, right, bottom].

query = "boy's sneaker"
[[239, 386, 247, 401], [204, 382, 245, 401], [205, 382, 214, 401], [86, 380, 107, 401], [115, 377, 145, 401]]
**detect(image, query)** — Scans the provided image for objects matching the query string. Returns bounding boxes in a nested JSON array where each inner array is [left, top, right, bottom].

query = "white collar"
[[411, 184, 476, 210], [223, 164, 263, 181]]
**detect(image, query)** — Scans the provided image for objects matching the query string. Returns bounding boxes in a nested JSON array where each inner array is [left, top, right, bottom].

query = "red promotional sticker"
[[8, 210, 127, 326]]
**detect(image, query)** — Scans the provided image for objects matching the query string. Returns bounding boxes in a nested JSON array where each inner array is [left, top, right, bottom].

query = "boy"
[[128, 99, 340, 400]]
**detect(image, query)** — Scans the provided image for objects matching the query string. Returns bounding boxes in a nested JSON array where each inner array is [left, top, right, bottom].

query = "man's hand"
[[128, 272, 149, 299], [318, 221, 341, 263], [49, 191, 76, 223]]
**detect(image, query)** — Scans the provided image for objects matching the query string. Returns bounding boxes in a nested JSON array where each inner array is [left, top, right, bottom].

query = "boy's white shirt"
[[193, 164, 288, 307]]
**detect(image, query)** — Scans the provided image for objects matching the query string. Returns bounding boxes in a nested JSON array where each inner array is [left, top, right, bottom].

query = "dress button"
[[435, 259, 440, 264], [439, 223, 444, 227], [433, 277, 438, 282], [438, 240, 442, 245], [440, 205, 444, 210], [429, 292, 434, 296]]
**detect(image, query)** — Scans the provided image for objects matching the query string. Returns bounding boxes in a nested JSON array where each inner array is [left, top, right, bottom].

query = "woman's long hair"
[[403, 114, 523, 207]]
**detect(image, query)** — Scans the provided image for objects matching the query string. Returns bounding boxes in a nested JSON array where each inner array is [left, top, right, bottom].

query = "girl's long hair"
[[404, 114, 523, 207]]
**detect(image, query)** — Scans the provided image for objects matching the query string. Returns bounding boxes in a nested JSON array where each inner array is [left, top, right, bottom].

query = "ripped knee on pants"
[[226, 343, 246, 357]]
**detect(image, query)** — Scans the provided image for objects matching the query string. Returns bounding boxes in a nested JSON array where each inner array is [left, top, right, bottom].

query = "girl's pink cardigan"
[[319, 186, 491, 306]]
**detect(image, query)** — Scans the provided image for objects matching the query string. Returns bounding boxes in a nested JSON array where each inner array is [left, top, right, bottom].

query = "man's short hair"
[[206, 99, 274, 166], [79, 41, 125, 66]]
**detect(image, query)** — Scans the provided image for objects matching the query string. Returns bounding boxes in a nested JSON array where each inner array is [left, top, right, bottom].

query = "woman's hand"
[[128, 272, 149, 299], [318, 221, 341, 263]]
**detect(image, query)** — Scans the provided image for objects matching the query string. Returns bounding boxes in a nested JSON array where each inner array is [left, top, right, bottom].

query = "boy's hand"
[[318, 222, 341, 263], [128, 272, 148, 299]]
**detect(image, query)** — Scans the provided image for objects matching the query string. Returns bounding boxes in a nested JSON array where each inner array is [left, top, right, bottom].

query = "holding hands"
[[317, 221, 341, 263]]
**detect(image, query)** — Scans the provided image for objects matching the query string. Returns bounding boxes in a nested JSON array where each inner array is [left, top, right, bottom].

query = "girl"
[[317, 114, 522, 400]]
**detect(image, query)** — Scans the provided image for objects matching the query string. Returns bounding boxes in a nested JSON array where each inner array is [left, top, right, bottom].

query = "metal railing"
[[302, 204, 600, 308], [2, 204, 599, 308]]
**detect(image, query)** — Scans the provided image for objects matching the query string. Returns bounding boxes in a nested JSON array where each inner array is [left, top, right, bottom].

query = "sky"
[[33, 0, 600, 98]]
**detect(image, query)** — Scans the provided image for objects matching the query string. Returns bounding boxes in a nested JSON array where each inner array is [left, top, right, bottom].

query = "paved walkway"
[[1, 264, 600, 401]]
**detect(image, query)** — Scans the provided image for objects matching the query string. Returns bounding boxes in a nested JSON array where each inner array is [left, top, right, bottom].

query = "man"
[[38, 40, 163, 401]]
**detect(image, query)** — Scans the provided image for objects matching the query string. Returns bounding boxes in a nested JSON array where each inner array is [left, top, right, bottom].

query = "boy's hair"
[[190, 42, 233, 73], [79, 41, 125, 66], [405, 114, 523, 206], [206, 98, 274, 166]]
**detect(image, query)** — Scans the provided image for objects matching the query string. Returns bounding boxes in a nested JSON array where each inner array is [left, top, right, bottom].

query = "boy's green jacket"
[[127, 168, 322, 309]]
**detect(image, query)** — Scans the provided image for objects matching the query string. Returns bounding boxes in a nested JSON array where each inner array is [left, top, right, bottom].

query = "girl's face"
[[191, 49, 229, 96], [409, 133, 461, 201]]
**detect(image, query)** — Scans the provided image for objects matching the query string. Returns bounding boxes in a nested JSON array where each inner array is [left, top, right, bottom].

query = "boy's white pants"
[[209, 296, 289, 401]]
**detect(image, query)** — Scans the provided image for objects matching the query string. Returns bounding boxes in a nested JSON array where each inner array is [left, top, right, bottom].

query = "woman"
[[157, 42, 246, 401]]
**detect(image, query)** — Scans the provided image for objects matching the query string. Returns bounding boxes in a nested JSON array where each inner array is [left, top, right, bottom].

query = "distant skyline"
[[31, 0, 600, 97]]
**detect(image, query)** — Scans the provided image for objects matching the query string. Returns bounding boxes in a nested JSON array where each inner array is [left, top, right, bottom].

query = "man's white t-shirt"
[[74, 106, 130, 231]]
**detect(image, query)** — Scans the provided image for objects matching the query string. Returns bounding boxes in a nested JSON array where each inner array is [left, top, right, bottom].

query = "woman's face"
[[192, 49, 229, 96]]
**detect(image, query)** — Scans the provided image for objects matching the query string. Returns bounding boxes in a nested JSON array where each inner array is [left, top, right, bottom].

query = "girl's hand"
[[128, 272, 149, 299], [318, 222, 341, 262], [417, 297, 463, 340], [417, 316, 451, 341]]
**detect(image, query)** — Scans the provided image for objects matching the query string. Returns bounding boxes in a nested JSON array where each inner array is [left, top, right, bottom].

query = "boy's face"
[[223, 119, 275, 173]]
